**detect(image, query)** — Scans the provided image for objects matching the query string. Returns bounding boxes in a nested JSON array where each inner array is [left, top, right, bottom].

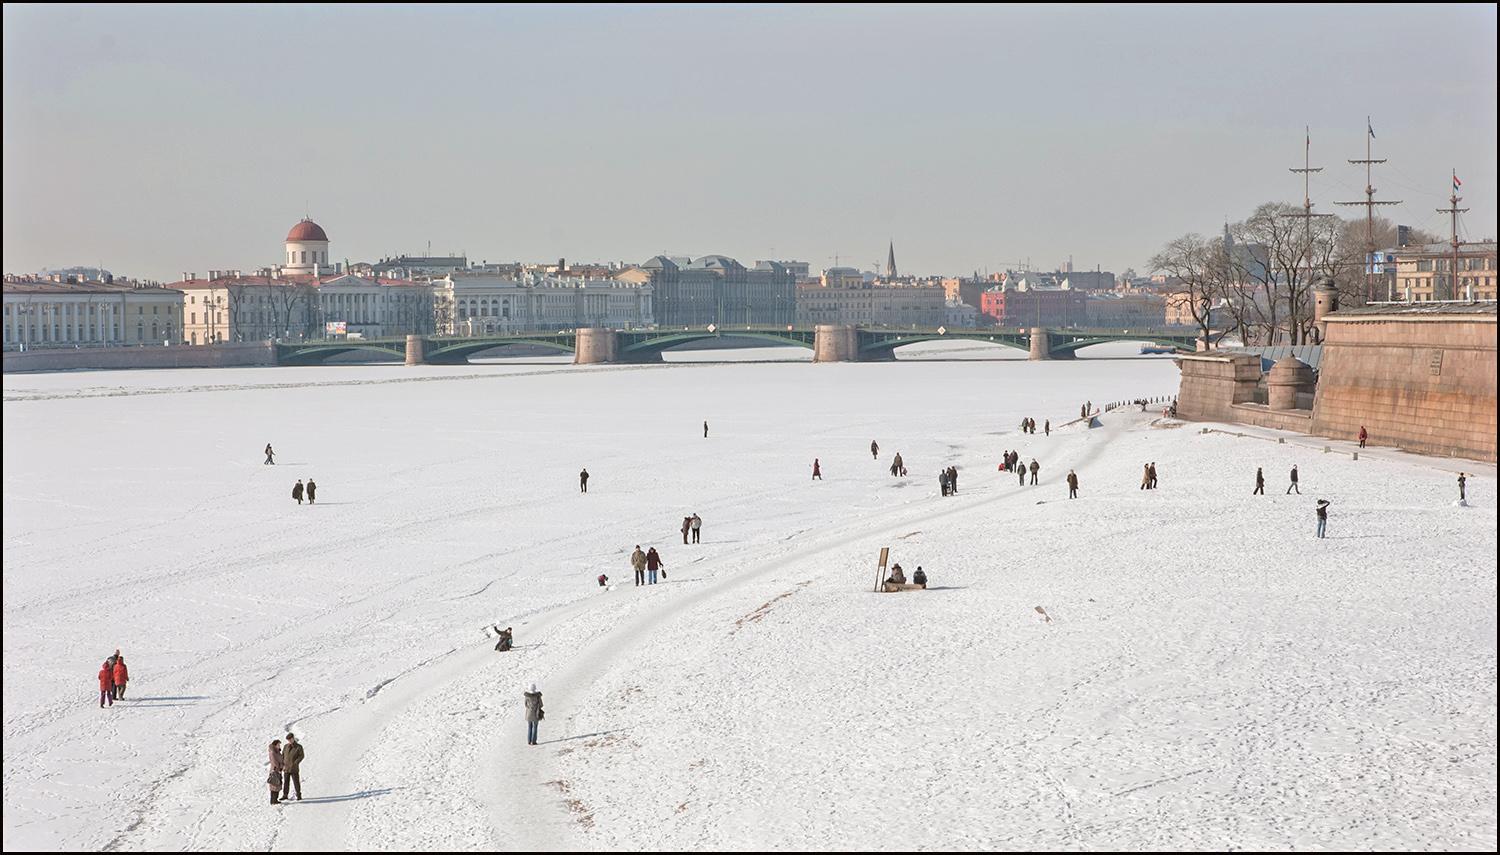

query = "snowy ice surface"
[[4, 343, 1495, 851]]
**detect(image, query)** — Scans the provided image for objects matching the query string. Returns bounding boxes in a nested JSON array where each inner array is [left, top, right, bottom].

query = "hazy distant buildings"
[[1084, 291, 1166, 327], [4, 274, 183, 347], [620, 255, 795, 327], [433, 271, 653, 334], [795, 279, 946, 327], [980, 276, 1088, 327]]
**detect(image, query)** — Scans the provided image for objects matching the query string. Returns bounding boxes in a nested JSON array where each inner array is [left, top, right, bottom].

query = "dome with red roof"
[[286, 219, 328, 242]]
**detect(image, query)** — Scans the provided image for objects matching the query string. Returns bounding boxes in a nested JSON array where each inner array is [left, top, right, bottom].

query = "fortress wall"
[[3, 341, 275, 373]]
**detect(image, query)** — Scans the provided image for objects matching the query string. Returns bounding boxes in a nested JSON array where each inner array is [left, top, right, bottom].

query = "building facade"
[[980, 283, 1088, 327], [3, 276, 184, 348], [795, 281, 946, 327], [433, 272, 653, 334], [1391, 241, 1497, 302], [625, 255, 795, 327]]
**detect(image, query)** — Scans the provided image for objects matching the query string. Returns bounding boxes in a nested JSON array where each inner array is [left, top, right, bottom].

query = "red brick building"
[[980, 287, 1088, 327]]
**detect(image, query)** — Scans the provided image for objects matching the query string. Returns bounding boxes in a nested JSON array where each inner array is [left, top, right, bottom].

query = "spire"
[[886, 241, 897, 280]]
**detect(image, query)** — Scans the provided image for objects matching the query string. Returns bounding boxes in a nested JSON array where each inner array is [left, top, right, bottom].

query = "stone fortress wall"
[[1175, 303, 1497, 463]]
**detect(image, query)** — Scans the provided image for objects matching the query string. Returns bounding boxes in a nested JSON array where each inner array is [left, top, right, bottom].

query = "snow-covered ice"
[[4, 343, 1495, 850]]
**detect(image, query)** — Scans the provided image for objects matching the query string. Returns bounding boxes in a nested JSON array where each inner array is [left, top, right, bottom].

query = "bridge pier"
[[813, 324, 859, 362], [1028, 327, 1051, 361], [574, 328, 618, 364], [405, 335, 426, 366]]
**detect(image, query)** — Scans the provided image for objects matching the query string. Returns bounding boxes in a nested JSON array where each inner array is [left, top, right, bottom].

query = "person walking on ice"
[[646, 547, 664, 584], [691, 513, 701, 543], [98, 660, 114, 708], [267, 740, 285, 804], [1286, 465, 1300, 494], [112, 655, 129, 700], [524, 684, 544, 745], [812, 459, 822, 480], [1458, 473, 1467, 503], [579, 468, 589, 493], [1067, 469, 1079, 499], [1029, 458, 1040, 485], [704, 421, 709, 438], [305, 478, 316, 504], [631, 546, 647, 586], [1315, 499, 1330, 539], [1044, 420, 1050, 436], [291, 480, 304, 505], [1254, 467, 1265, 495], [264, 444, 275, 465], [871, 440, 879, 459], [891, 452, 903, 477], [681, 516, 692, 545], [281, 733, 304, 801]]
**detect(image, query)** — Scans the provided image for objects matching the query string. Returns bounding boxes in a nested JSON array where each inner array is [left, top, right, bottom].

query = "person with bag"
[[268, 740, 285, 805], [524, 684, 545, 745]]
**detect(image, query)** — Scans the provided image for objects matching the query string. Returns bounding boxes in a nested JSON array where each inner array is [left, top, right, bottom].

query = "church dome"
[[287, 219, 328, 242]]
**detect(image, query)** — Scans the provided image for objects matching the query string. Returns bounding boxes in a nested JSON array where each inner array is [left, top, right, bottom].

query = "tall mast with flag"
[[1285, 127, 1334, 343], [1337, 117, 1400, 301], [1438, 171, 1469, 300]]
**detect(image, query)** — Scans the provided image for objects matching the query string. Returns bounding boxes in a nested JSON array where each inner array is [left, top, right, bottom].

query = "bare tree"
[[1149, 233, 1228, 349]]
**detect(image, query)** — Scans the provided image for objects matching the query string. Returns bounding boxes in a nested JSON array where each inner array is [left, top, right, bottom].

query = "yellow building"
[[3, 275, 183, 348], [1393, 241, 1497, 302]]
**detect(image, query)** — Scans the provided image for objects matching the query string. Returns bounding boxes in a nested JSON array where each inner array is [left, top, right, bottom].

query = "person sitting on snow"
[[886, 563, 906, 585], [912, 567, 927, 587]]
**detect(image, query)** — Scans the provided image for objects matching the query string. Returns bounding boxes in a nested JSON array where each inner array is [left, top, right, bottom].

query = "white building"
[[4, 275, 184, 348], [434, 272, 653, 334]]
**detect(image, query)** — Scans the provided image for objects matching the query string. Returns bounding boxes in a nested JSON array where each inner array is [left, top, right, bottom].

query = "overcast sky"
[[4, 4, 1496, 282]]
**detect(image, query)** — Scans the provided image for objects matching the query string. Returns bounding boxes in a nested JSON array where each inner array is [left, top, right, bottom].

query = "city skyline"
[[4, 4, 1496, 283]]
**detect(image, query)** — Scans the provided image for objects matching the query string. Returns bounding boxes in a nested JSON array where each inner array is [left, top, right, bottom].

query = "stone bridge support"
[[405, 335, 427, 366], [1028, 327, 1051, 361], [813, 325, 859, 362], [574, 328, 618, 364]]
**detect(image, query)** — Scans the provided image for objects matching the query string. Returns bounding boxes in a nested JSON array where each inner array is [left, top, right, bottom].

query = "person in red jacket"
[[112, 656, 129, 700], [98, 662, 114, 708]]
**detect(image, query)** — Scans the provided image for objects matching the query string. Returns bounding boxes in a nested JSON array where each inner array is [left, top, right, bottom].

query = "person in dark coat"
[[1458, 473, 1467, 502], [1044, 420, 1050, 436], [912, 567, 927, 587], [579, 468, 589, 493], [646, 547, 664, 584], [268, 740, 285, 804], [690, 513, 701, 543], [871, 440, 879, 459], [681, 516, 692, 544], [112, 656, 129, 700], [494, 627, 513, 652], [1018, 462, 1026, 486], [305, 479, 316, 504], [1066, 469, 1079, 499], [704, 421, 709, 438], [1029, 459, 1040, 485], [949, 466, 958, 495], [1286, 465, 1300, 494], [281, 733, 305, 801], [524, 684, 544, 745], [598, 573, 609, 587], [98, 661, 114, 708], [938, 470, 949, 496], [812, 459, 822, 480], [264, 444, 275, 465], [291, 480, 304, 504], [1254, 467, 1265, 495], [1141, 463, 1151, 490], [1148, 462, 1158, 489], [1315, 499, 1330, 538], [891, 453, 903, 477]]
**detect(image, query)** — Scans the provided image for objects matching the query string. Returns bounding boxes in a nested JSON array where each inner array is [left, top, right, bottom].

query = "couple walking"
[[630, 545, 665, 585], [679, 513, 702, 544], [267, 733, 305, 804]]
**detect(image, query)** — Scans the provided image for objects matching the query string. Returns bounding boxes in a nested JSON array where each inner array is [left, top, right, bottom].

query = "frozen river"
[[4, 343, 1495, 850]]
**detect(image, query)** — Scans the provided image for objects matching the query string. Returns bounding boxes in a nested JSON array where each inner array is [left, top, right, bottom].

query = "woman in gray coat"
[[524, 684, 544, 745]]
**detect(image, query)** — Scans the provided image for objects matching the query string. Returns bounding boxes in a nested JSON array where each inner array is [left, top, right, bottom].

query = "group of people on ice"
[[266, 732, 305, 804], [679, 514, 702, 544], [97, 650, 129, 707]]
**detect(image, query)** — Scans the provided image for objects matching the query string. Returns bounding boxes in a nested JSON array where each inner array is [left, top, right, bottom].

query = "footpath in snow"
[[3, 346, 1495, 851]]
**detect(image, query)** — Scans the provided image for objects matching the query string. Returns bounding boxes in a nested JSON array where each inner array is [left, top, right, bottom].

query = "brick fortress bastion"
[[1175, 302, 1497, 463]]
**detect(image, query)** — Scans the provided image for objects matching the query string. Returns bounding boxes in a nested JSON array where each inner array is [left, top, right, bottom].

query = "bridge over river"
[[275, 325, 1211, 366]]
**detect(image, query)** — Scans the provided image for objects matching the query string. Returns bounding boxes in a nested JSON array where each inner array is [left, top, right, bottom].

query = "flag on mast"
[[1454, 172, 1462, 190], [1367, 119, 1375, 139]]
